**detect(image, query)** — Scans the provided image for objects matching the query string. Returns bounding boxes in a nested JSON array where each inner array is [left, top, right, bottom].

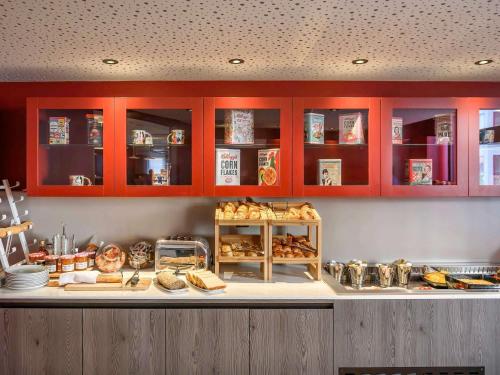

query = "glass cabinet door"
[[293, 98, 380, 196], [115, 98, 203, 196], [204, 97, 292, 196], [469, 98, 500, 196], [27, 97, 114, 196], [381, 98, 468, 196]]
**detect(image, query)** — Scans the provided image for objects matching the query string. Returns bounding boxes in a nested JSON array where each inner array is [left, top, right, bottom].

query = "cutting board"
[[47, 273, 123, 287], [63, 278, 152, 291]]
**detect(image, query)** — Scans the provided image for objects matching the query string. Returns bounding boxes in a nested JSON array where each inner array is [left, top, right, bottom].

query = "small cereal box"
[[258, 148, 280, 186], [49, 116, 70, 144], [224, 109, 254, 144], [339, 112, 364, 144], [216, 149, 240, 185], [392, 117, 403, 144]]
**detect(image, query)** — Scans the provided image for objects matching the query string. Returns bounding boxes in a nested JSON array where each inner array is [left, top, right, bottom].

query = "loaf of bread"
[[186, 270, 226, 290], [157, 272, 187, 290]]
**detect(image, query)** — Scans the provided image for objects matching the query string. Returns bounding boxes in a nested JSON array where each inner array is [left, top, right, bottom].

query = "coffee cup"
[[69, 175, 92, 186], [167, 129, 185, 145]]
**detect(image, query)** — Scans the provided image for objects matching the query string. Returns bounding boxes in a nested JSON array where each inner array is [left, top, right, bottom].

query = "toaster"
[[155, 235, 209, 273]]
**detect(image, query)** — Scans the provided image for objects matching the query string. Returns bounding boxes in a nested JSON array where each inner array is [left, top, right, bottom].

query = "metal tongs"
[[125, 269, 140, 287]]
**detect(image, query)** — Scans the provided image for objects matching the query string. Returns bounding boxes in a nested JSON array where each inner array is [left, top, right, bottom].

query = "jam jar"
[[28, 252, 46, 265], [60, 254, 75, 272], [44, 255, 59, 273], [75, 252, 89, 271], [86, 251, 96, 268]]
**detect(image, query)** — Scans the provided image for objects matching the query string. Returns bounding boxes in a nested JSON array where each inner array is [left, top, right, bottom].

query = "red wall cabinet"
[[114, 97, 204, 196], [381, 98, 469, 197], [293, 97, 381, 196], [203, 97, 293, 197], [27, 97, 115, 196], [468, 98, 500, 196]]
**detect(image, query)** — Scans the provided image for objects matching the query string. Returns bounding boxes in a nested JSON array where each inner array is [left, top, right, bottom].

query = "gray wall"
[[11, 196, 500, 264]]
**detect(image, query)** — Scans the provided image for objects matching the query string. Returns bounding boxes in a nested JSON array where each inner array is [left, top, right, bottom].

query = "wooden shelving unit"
[[214, 205, 270, 280], [214, 202, 322, 281], [267, 202, 322, 281]]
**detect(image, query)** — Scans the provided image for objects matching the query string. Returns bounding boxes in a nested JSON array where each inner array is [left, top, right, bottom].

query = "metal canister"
[[347, 261, 367, 289], [326, 260, 345, 282], [395, 262, 412, 288], [377, 264, 394, 288]]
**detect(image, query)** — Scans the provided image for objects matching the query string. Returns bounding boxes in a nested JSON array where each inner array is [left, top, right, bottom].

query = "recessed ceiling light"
[[228, 58, 244, 65], [102, 59, 119, 65], [474, 59, 493, 65], [352, 59, 368, 65]]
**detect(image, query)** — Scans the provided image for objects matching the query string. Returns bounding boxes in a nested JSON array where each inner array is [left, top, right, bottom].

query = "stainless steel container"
[[376, 264, 394, 288], [326, 260, 344, 282], [395, 262, 412, 288], [347, 261, 367, 289]]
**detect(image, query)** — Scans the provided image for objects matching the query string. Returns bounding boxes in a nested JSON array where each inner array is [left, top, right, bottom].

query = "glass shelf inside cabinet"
[[214, 109, 280, 186], [38, 109, 104, 186], [303, 109, 369, 186], [478, 109, 500, 186], [126, 109, 192, 186], [391, 109, 457, 186]]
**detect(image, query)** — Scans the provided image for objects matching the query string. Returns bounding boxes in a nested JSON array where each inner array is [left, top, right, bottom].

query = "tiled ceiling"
[[0, 0, 498, 81]]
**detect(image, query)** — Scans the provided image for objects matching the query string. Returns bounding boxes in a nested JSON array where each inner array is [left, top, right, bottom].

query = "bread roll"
[[157, 272, 186, 290]]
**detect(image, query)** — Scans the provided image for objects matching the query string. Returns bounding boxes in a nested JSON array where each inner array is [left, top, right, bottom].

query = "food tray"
[[267, 202, 321, 225], [445, 274, 500, 291], [215, 201, 270, 225]]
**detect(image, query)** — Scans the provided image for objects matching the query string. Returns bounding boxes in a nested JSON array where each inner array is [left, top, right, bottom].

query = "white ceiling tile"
[[0, 0, 498, 81]]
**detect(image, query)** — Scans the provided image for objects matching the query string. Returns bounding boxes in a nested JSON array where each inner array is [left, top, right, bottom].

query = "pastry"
[[304, 252, 315, 258], [285, 253, 294, 258], [248, 210, 260, 220], [221, 243, 232, 253], [246, 251, 258, 257], [157, 272, 186, 290], [232, 251, 245, 257]]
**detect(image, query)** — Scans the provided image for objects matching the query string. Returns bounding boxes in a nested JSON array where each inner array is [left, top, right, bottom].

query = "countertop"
[[1, 268, 500, 307]]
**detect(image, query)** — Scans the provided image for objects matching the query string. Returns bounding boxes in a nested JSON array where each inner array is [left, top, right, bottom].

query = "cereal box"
[[49, 116, 70, 144], [216, 149, 240, 185], [304, 112, 325, 144], [392, 117, 403, 144], [258, 148, 280, 186], [224, 109, 254, 144], [339, 112, 364, 144], [87, 113, 103, 146], [317, 159, 341, 186], [408, 159, 432, 185], [434, 113, 454, 145]]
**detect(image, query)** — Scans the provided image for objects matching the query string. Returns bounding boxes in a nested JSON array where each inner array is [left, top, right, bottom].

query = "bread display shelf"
[[272, 257, 320, 264], [219, 256, 266, 263], [267, 202, 321, 225], [215, 201, 271, 226]]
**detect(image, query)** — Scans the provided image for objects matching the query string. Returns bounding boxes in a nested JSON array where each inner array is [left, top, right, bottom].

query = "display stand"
[[0, 180, 35, 269], [214, 205, 270, 281], [267, 202, 322, 281]]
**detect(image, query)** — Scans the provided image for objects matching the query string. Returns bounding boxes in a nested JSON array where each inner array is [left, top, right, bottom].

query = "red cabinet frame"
[[468, 97, 500, 196], [27, 97, 115, 196], [114, 97, 204, 196], [381, 98, 469, 197], [293, 97, 381, 196], [203, 97, 293, 197]]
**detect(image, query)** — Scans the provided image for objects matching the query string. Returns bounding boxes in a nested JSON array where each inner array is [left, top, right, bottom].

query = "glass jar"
[[60, 254, 75, 272], [87, 251, 96, 268], [44, 255, 59, 273], [75, 252, 88, 270], [95, 244, 126, 273], [28, 251, 46, 265]]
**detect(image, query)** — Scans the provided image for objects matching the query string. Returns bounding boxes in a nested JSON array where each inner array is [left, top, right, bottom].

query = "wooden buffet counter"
[[0, 271, 499, 375]]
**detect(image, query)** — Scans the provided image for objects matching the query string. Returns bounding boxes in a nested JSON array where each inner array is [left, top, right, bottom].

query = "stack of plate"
[[5, 265, 49, 290]]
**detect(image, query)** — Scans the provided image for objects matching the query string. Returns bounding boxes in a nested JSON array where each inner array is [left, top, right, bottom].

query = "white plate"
[[6, 265, 47, 274], [7, 281, 48, 288], [185, 278, 226, 295], [6, 281, 48, 290], [153, 279, 189, 294]]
